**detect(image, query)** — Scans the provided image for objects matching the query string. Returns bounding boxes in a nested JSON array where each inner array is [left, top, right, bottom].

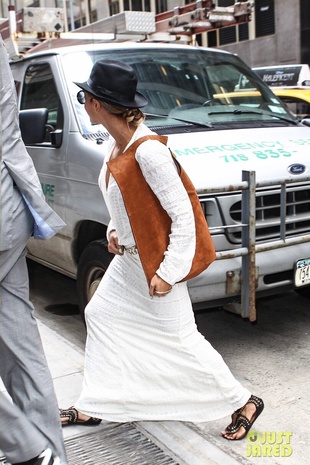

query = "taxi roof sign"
[[253, 64, 310, 88]]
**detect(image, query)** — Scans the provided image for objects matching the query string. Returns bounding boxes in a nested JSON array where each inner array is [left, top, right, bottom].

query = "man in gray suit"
[[0, 36, 67, 465]]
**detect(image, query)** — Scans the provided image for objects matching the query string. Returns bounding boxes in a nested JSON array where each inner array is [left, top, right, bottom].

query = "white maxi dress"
[[75, 123, 251, 422]]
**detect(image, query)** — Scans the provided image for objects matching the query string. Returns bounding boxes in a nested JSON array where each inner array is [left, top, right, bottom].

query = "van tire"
[[77, 239, 112, 319]]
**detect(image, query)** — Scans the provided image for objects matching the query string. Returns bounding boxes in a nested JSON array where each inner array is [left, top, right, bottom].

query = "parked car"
[[252, 64, 310, 121], [271, 87, 310, 120]]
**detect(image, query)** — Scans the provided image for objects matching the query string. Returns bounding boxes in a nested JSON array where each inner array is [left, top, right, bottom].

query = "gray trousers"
[[0, 191, 67, 464]]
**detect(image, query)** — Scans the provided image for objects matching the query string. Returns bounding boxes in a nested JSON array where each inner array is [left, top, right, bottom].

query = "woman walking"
[[60, 60, 264, 440]]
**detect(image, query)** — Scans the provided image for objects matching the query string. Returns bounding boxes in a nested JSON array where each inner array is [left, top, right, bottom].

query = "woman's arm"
[[136, 140, 196, 286]]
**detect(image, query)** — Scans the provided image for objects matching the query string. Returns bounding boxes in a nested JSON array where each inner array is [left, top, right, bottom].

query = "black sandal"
[[224, 407, 243, 433], [60, 406, 102, 426], [223, 395, 264, 440]]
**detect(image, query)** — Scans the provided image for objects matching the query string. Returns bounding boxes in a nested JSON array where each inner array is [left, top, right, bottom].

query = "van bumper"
[[188, 241, 310, 308]]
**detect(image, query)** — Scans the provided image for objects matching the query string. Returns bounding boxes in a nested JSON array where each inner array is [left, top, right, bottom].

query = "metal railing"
[[198, 170, 310, 322]]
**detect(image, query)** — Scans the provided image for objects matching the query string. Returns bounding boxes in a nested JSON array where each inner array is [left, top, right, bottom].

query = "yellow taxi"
[[252, 65, 310, 120], [271, 87, 310, 119]]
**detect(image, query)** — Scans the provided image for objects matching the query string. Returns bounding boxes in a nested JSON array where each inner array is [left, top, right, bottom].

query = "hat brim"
[[74, 81, 148, 108]]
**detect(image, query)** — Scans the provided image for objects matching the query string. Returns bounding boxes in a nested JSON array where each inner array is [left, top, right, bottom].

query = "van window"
[[21, 63, 64, 143], [62, 48, 295, 137]]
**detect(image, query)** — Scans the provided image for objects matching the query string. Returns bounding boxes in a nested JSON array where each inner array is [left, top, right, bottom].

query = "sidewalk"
[[38, 320, 254, 465], [2, 312, 305, 465]]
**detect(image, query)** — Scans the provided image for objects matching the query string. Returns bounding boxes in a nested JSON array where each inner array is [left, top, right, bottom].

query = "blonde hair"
[[99, 100, 145, 127]]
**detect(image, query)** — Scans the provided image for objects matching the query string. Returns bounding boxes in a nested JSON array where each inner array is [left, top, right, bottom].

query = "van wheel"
[[77, 239, 112, 319], [295, 286, 310, 299]]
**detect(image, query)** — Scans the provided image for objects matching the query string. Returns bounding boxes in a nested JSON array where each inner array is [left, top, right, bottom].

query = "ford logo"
[[288, 164, 306, 175]]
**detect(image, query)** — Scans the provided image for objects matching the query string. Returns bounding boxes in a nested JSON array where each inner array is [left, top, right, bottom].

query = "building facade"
[[213, 0, 309, 68], [0, 0, 309, 66]]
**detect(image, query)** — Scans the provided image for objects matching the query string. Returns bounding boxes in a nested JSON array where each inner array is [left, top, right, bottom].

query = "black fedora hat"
[[74, 60, 148, 108]]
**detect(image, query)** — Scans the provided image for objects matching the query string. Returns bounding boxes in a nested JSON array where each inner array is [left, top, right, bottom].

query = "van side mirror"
[[19, 108, 48, 145], [50, 129, 63, 147], [301, 118, 310, 127]]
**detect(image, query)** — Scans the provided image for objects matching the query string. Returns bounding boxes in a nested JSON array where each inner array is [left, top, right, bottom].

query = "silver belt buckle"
[[124, 245, 138, 255]]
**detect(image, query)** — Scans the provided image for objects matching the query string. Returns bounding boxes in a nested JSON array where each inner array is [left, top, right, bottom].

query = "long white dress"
[[75, 123, 251, 422]]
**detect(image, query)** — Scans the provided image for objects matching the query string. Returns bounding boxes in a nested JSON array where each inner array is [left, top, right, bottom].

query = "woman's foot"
[[222, 395, 264, 440], [60, 406, 102, 426]]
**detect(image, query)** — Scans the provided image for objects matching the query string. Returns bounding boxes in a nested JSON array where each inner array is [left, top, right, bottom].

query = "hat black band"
[[87, 77, 130, 102]]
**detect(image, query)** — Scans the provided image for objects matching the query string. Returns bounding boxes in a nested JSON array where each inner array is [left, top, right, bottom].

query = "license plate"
[[294, 258, 310, 287]]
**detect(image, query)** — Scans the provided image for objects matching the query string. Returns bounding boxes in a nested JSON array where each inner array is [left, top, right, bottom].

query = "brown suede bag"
[[107, 135, 216, 285]]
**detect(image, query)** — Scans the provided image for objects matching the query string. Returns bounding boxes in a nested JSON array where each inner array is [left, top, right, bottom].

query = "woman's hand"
[[108, 230, 124, 255], [149, 274, 172, 297]]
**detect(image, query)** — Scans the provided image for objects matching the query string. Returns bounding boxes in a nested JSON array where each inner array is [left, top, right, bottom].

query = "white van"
[[10, 42, 310, 320]]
